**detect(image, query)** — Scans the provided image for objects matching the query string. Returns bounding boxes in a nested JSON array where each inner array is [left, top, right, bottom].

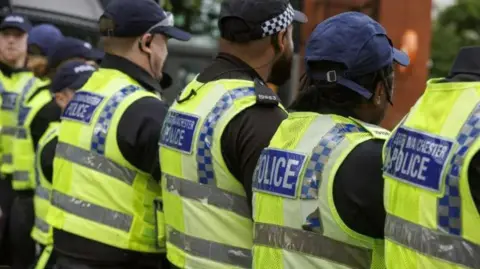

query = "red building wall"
[[300, 0, 432, 130]]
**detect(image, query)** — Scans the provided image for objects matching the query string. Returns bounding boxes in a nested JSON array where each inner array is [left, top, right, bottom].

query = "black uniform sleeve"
[[468, 152, 480, 214], [221, 104, 287, 208], [29, 100, 61, 150], [333, 139, 386, 239], [116, 96, 168, 181], [40, 137, 58, 183]]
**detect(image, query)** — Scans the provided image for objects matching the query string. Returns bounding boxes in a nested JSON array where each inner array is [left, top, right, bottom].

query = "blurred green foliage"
[[431, 0, 480, 78], [161, 0, 222, 38]]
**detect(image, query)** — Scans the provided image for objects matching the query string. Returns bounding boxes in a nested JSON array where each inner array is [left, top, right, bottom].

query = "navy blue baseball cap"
[[51, 60, 96, 93], [219, 0, 307, 42], [0, 13, 31, 33], [100, 0, 191, 41], [48, 37, 103, 69], [28, 24, 64, 56], [305, 12, 409, 99]]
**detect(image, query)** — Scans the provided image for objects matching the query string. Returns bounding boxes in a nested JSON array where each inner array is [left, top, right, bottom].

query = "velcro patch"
[[253, 148, 306, 198], [159, 111, 199, 154], [384, 126, 454, 192], [61, 91, 104, 124]]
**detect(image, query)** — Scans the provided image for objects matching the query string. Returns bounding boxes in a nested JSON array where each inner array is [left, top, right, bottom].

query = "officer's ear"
[[275, 30, 287, 54], [275, 27, 291, 55], [372, 82, 386, 107], [138, 34, 153, 54]]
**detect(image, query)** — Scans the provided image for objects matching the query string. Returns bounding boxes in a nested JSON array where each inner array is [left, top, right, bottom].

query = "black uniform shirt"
[[53, 53, 168, 264], [196, 53, 288, 207], [333, 138, 386, 238], [39, 136, 57, 183]]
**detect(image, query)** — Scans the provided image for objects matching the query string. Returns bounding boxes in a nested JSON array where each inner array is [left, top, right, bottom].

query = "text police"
[[253, 148, 306, 198], [384, 126, 454, 192]]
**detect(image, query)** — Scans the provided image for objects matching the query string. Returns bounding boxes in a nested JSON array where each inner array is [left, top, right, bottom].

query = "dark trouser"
[[10, 194, 36, 269], [55, 254, 173, 269], [0, 176, 15, 266], [30, 244, 57, 269]]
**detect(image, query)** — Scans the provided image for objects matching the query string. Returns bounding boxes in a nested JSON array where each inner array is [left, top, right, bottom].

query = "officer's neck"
[[232, 56, 271, 82], [219, 48, 272, 82], [110, 52, 154, 78], [0, 57, 24, 76]]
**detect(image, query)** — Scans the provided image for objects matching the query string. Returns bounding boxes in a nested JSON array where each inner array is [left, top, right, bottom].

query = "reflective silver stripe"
[[51, 190, 133, 232], [16, 128, 27, 139], [13, 170, 29, 181], [385, 214, 480, 269], [164, 174, 250, 218], [1, 126, 17, 136], [55, 142, 136, 185], [35, 186, 50, 200], [2, 154, 12, 164], [255, 223, 372, 269], [168, 226, 252, 268], [35, 217, 50, 233]]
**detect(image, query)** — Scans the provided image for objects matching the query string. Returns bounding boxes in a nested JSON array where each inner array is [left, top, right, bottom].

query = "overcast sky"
[[434, 0, 454, 8]]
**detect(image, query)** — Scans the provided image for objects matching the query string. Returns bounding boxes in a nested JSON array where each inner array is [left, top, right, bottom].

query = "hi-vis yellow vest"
[[159, 77, 285, 268], [32, 122, 58, 246], [12, 87, 53, 190], [252, 112, 390, 269], [383, 79, 480, 269], [47, 68, 165, 253], [0, 72, 39, 175], [0, 72, 8, 162]]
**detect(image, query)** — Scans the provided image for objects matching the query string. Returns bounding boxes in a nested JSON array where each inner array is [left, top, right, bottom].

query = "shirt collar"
[[215, 52, 265, 82], [100, 53, 162, 93]]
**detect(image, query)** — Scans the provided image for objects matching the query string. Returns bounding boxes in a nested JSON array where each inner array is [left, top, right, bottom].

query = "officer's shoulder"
[[253, 78, 280, 106], [27, 85, 51, 103], [349, 117, 390, 139], [129, 95, 166, 109], [124, 96, 168, 118]]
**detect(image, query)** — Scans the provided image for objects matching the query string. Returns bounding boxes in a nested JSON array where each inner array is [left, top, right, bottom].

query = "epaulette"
[[254, 78, 280, 106], [349, 117, 391, 140]]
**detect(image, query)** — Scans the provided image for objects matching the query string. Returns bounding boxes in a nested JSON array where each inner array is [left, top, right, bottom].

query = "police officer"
[[46, 36, 104, 76], [8, 23, 63, 269], [32, 60, 96, 269], [27, 35, 101, 268], [45, 0, 191, 268], [251, 12, 409, 269], [158, 0, 306, 268], [26, 24, 64, 78], [0, 13, 35, 266], [383, 47, 480, 268]]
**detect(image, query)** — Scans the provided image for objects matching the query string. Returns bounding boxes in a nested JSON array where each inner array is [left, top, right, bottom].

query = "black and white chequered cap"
[[219, 0, 307, 42], [261, 4, 295, 37]]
